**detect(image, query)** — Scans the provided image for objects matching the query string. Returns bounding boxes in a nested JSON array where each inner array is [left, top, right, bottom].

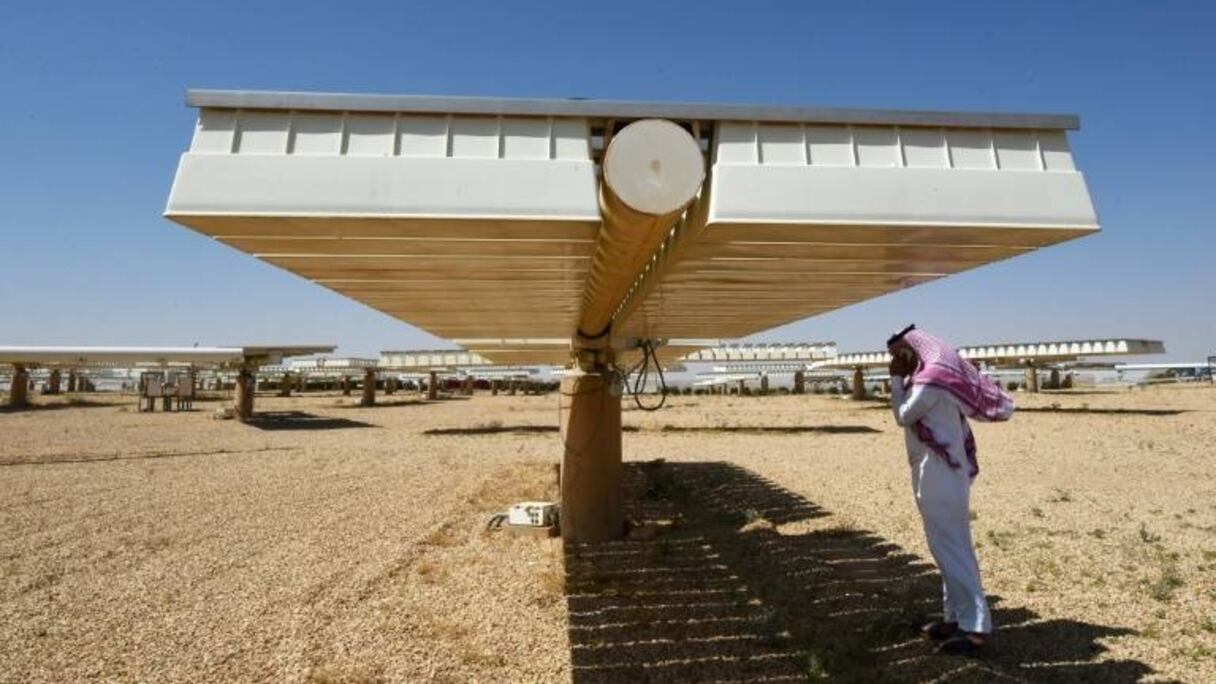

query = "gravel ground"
[[0, 385, 1212, 682]]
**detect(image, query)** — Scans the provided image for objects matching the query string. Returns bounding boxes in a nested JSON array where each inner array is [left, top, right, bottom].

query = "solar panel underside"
[[166, 108, 1098, 365]]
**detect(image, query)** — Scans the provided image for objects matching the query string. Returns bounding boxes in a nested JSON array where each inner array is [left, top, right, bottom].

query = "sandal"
[[920, 621, 959, 641], [937, 632, 988, 656]]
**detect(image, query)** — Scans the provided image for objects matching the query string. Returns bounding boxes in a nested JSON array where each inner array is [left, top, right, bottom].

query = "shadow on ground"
[[423, 424, 879, 437], [0, 398, 124, 413], [564, 461, 1156, 683], [333, 399, 437, 410], [656, 425, 881, 435], [245, 411, 376, 431], [425, 424, 560, 436], [1015, 407, 1185, 416]]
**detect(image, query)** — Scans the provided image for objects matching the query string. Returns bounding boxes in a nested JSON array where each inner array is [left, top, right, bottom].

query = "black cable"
[[619, 339, 668, 411]]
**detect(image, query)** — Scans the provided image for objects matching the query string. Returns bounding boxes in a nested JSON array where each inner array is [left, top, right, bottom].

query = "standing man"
[[887, 325, 1014, 655]]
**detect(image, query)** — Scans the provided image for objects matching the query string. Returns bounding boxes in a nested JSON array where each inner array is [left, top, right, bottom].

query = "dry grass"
[[0, 385, 1214, 681]]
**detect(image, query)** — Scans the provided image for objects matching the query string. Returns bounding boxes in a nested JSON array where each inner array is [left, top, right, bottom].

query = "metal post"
[[1025, 362, 1040, 393], [235, 369, 254, 422], [360, 368, 376, 407], [8, 364, 29, 407], [560, 372, 623, 542], [851, 366, 866, 400]]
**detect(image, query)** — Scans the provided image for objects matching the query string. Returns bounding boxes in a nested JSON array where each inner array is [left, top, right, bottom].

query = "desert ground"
[[1, 383, 1213, 683]]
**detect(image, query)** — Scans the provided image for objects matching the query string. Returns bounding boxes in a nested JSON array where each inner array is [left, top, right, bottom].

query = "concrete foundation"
[[559, 373, 623, 542]]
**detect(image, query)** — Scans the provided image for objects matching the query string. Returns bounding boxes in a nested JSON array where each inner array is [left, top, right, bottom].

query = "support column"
[[340, 375, 351, 396], [1024, 363, 1040, 393], [8, 365, 29, 407], [47, 369, 62, 395], [793, 370, 805, 395], [385, 377, 397, 395], [360, 368, 377, 407], [491, 379, 499, 396], [560, 372, 623, 542], [736, 379, 745, 396], [235, 369, 254, 422], [1048, 368, 1061, 391], [278, 373, 292, 397], [67, 370, 78, 393], [851, 366, 866, 400], [760, 374, 769, 395], [462, 376, 474, 395], [427, 371, 439, 400], [509, 379, 517, 396]]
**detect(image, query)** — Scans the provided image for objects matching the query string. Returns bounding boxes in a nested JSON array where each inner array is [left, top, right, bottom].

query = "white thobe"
[[890, 376, 992, 634]]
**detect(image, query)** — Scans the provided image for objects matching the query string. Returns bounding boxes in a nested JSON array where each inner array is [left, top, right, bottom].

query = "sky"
[[1, 1, 1212, 361]]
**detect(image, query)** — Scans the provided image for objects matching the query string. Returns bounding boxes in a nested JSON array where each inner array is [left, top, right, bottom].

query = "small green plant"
[[1049, 488, 1073, 503], [1148, 571, 1184, 602], [1139, 523, 1162, 544]]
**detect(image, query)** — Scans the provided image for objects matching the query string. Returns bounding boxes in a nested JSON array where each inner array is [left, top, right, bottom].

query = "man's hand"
[[889, 354, 913, 377]]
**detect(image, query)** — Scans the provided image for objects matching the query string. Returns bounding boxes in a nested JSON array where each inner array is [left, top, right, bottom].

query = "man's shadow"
[[564, 461, 1157, 683]]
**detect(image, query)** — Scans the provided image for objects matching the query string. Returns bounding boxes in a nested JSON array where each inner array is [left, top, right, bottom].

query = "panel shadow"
[[245, 411, 376, 431], [564, 461, 1157, 683]]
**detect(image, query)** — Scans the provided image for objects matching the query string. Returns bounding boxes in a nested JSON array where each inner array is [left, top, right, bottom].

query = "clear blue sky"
[[2, 2, 1212, 360]]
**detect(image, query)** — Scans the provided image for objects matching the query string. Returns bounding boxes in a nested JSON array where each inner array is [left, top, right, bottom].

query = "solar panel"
[[166, 91, 1098, 365]]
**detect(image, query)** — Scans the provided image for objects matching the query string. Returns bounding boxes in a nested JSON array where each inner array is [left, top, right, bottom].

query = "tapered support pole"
[[560, 372, 623, 542], [235, 369, 254, 422], [793, 370, 805, 395], [47, 369, 62, 395], [427, 371, 439, 400], [851, 367, 866, 400], [8, 364, 29, 407], [360, 368, 376, 407]]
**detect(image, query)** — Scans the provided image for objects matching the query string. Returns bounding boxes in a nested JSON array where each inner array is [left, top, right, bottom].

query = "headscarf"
[[891, 327, 1014, 478]]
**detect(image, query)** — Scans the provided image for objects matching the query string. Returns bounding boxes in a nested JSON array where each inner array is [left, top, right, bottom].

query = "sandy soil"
[[0, 385, 1212, 682]]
